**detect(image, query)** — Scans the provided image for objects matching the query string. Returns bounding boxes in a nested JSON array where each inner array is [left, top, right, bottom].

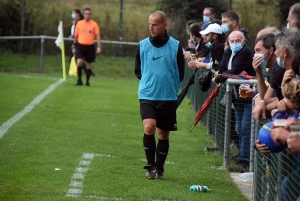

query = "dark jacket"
[[195, 39, 210, 58], [215, 45, 255, 83], [210, 36, 226, 71], [134, 32, 185, 82]]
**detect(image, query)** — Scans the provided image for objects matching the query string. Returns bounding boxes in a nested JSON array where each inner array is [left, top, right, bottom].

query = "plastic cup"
[[290, 124, 300, 134], [273, 119, 287, 128], [240, 84, 250, 98]]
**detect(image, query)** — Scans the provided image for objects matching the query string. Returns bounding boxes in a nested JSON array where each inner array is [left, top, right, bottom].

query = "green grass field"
[[0, 72, 248, 201]]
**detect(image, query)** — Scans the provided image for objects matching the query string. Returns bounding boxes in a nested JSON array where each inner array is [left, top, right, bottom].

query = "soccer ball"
[[257, 121, 285, 153]]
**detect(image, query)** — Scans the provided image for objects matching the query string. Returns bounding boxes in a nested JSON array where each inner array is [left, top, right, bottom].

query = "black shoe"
[[144, 165, 156, 179], [155, 170, 164, 179], [231, 153, 240, 161], [205, 147, 218, 152], [90, 71, 96, 77], [235, 160, 249, 172], [76, 80, 83, 86], [85, 82, 90, 86]]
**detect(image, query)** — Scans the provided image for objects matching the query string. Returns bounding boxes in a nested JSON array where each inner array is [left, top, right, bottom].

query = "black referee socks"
[[143, 134, 156, 167]]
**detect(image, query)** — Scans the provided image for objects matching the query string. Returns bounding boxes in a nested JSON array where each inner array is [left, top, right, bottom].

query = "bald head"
[[150, 11, 167, 23], [228, 30, 245, 43], [257, 27, 280, 38]]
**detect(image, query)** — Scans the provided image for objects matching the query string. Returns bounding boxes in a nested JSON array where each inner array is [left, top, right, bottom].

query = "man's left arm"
[[95, 24, 101, 53], [177, 42, 185, 82]]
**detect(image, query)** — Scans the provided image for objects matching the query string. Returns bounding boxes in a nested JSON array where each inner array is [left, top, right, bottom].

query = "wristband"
[[255, 100, 265, 106]]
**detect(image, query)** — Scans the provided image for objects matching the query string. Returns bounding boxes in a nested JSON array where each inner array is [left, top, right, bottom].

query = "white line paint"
[[66, 153, 119, 199], [0, 73, 61, 80], [0, 79, 64, 139]]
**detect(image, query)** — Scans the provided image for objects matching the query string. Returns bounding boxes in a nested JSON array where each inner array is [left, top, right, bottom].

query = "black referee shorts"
[[139, 99, 177, 131], [76, 43, 96, 63]]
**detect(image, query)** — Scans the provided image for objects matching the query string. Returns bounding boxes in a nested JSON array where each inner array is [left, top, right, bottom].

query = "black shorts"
[[76, 43, 96, 63], [139, 100, 177, 131]]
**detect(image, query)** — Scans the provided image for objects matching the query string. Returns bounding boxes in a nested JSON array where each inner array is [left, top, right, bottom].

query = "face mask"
[[286, 23, 289, 29], [221, 24, 230, 34], [203, 16, 210, 23], [230, 43, 243, 53], [254, 50, 269, 69], [205, 37, 214, 48], [71, 13, 76, 19], [190, 36, 197, 44], [276, 49, 285, 68]]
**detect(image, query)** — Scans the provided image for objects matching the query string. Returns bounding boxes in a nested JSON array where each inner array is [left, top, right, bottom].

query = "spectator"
[[73, 8, 101, 86], [203, 7, 216, 23], [188, 23, 210, 58], [287, 3, 300, 29], [252, 28, 300, 122], [185, 39, 195, 51], [186, 20, 196, 35], [188, 23, 226, 71], [270, 80, 300, 201], [221, 10, 250, 47], [213, 31, 255, 166]]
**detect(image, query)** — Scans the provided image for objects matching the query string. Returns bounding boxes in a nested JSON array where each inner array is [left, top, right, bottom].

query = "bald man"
[[134, 11, 185, 179], [213, 31, 255, 165]]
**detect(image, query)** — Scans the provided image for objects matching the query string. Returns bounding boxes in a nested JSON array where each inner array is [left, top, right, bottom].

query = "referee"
[[134, 11, 185, 179], [73, 8, 101, 86]]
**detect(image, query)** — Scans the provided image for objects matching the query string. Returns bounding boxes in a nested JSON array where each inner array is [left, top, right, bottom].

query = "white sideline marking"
[[0, 79, 64, 139], [139, 158, 174, 165], [0, 74, 60, 80], [66, 153, 120, 199]]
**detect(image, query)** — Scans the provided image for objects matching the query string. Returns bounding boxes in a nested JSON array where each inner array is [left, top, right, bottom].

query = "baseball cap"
[[200, 23, 222, 35]]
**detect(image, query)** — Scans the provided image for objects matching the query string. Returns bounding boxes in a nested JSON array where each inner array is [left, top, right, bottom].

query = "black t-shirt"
[[266, 64, 285, 100]]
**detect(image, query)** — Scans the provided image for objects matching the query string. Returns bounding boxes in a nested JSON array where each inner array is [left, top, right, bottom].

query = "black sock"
[[156, 139, 169, 172], [143, 134, 156, 167], [77, 67, 82, 81], [86, 69, 91, 83]]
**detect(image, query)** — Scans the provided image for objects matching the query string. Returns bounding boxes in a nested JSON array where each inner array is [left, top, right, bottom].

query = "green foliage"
[[0, 74, 248, 201], [159, 0, 228, 45], [233, 0, 280, 50], [277, 0, 300, 25]]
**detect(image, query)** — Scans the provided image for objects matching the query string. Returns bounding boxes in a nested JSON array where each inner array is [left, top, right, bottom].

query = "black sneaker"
[[76, 80, 83, 86], [155, 170, 164, 179], [144, 165, 156, 179], [90, 70, 96, 77], [85, 82, 90, 86], [205, 147, 219, 152]]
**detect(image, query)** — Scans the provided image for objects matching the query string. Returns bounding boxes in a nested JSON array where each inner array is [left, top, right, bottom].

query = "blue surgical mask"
[[221, 24, 230, 34], [205, 41, 213, 48], [190, 36, 197, 44], [254, 50, 269, 69], [276, 49, 285, 68], [203, 16, 210, 23], [205, 38, 214, 48], [287, 23, 289, 29], [230, 43, 243, 53], [71, 13, 76, 19]]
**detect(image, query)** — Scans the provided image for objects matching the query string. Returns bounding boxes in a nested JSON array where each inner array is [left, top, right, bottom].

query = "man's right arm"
[[134, 44, 141, 80]]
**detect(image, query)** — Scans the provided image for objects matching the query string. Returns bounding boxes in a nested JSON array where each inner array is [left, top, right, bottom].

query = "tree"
[[158, 0, 228, 45], [277, 0, 300, 25]]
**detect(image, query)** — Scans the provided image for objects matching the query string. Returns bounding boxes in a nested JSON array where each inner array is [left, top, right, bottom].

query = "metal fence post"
[[250, 85, 257, 172], [223, 82, 232, 168], [40, 35, 45, 73]]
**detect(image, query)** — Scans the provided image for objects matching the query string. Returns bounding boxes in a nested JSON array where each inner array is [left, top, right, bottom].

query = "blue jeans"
[[234, 103, 252, 161], [281, 168, 300, 201]]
